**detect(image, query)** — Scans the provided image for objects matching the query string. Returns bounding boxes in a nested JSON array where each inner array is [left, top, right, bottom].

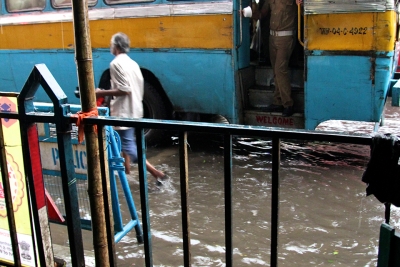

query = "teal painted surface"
[[377, 223, 394, 267], [305, 52, 394, 129], [391, 79, 400, 106], [132, 50, 237, 122], [377, 223, 400, 267], [234, 0, 251, 70], [0, 48, 240, 123]]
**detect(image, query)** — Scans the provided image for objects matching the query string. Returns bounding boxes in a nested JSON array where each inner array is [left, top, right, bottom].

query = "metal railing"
[[0, 64, 373, 266], [0, 106, 372, 267], [86, 115, 371, 267]]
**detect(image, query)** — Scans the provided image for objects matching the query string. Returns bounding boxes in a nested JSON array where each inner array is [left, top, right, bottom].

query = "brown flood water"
[[50, 101, 400, 267]]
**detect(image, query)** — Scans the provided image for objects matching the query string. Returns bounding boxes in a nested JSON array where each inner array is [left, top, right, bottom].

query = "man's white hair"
[[111, 32, 130, 53]]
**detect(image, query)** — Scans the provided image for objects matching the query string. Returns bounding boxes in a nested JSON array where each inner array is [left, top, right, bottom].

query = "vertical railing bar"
[[385, 203, 391, 224], [136, 127, 152, 266], [0, 123, 21, 266], [270, 137, 280, 267], [224, 134, 233, 267], [179, 131, 191, 266], [97, 125, 116, 265], [56, 120, 85, 266]]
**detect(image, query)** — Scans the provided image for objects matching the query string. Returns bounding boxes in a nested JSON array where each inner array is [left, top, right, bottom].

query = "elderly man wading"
[[95, 32, 169, 185]]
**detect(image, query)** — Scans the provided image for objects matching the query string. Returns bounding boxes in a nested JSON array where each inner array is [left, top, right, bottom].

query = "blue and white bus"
[[0, 0, 248, 144]]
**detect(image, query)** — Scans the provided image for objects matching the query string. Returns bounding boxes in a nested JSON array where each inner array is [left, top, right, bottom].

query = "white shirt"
[[109, 53, 144, 130]]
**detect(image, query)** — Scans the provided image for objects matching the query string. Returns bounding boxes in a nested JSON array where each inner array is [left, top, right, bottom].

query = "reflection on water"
[[52, 101, 400, 266]]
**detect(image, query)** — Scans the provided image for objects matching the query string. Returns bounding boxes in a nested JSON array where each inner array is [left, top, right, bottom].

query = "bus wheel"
[[143, 81, 170, 146]]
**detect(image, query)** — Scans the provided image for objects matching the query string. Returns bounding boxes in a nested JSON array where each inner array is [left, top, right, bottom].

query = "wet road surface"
[[50, 101, 400, 266]]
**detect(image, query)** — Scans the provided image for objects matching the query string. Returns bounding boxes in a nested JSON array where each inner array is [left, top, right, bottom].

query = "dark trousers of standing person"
[[270, 34, 296, 114], [258, 0, 270, 63]]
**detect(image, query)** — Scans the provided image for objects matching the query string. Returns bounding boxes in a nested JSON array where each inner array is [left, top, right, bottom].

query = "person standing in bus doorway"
[[95, 32, 169, 185], [244, 0, 301, 117]]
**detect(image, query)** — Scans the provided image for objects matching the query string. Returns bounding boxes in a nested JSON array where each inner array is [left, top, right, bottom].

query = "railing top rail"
[[84, 116, 372, 145], [0, 100, 372, 145]]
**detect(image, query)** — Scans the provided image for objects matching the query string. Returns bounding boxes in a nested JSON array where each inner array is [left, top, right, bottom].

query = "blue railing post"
[[106, 126, 143, 243]]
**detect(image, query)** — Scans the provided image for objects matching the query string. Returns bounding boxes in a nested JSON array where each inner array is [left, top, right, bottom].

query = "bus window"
[[6, 0, 45, 12], [52, 0, 97, 8], [105, 0, 154, 4]]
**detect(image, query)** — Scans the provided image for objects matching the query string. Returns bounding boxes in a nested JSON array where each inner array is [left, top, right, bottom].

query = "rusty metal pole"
[[70, 0, 114, 266]]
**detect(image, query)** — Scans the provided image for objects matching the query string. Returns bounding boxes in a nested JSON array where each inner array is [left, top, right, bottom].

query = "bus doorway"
[[242, 0, 399, 131]]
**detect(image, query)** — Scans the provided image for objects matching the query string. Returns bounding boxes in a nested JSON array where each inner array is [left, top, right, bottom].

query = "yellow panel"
[[305, 11, 396, 51], [0, 14, 233, 50], [0, 22, 75, 50]]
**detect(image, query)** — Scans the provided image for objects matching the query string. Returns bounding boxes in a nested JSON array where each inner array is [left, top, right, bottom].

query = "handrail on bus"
[[237, 0, 243, 49], [297, 3, 304, 47]]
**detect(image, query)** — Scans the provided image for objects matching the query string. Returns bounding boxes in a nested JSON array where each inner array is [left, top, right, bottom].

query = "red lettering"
[[255, 115, 295, 126], [256, 116, 266, 123], [282, 118, 294, 126]]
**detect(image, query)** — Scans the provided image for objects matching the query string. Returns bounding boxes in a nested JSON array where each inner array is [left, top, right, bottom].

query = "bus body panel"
[[0, 14, 233, 50], [305, 11, 396, 52], [0, 48, 239, 123], [305, 52, 393, 129], [304, 6, 397, 129], [0, 1, 243, 124], [131, 50, 238, 122]]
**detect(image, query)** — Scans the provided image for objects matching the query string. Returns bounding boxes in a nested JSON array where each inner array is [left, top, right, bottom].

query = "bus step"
[[248, 86, 304, 112], [255, 65, 304, 88], [244, 109, 305, 129]]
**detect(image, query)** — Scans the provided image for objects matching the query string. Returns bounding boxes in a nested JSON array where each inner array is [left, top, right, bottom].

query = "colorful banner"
[[0, 96, 35, 266]]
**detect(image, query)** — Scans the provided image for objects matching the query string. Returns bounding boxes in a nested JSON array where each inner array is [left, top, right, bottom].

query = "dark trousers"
[[269, 34, 296, 108]]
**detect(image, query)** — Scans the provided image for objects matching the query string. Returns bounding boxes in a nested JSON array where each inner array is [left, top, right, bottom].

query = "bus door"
[[235, 0, 252, 69], [303, 0, 398, 130]]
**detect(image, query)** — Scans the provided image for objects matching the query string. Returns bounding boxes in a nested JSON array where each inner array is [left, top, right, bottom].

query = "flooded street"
[[50, 102, 400, 267]]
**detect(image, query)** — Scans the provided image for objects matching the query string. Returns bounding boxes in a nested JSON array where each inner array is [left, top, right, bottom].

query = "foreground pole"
[[71, 0, 115, 266]]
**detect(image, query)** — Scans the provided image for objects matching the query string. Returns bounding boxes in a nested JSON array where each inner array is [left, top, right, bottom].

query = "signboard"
[[245, 110, 305, 129], [40, 143, 87, 175], [0, 96, 36, 266]]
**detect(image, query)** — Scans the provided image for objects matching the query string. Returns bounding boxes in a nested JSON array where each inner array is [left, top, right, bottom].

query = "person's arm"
[[240, 1, 267, 20], [95, 88, 129, 98], [97, 61, 131, 98], [258, 0, 270, 20]]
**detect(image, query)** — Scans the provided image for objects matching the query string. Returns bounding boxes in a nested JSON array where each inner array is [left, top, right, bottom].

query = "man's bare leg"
[[146, 160, 166, 180], [122, 152, 131, 175], [122, 153, 168, 181]]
